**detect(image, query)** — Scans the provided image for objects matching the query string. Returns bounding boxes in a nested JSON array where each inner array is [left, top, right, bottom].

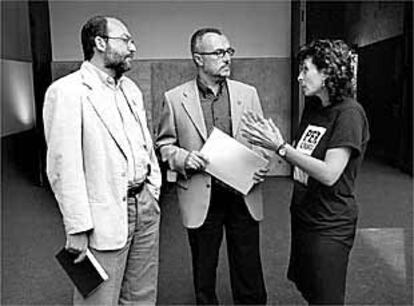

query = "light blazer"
[[43, 62, 161, 250], [156, 79, 268, 228]]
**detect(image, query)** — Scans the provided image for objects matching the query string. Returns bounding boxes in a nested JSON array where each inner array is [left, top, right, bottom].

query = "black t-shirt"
[[291, 97, 370, 246]]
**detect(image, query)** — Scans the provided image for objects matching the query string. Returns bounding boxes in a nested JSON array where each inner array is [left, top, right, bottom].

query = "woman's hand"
[[241, 111, 285, 152]]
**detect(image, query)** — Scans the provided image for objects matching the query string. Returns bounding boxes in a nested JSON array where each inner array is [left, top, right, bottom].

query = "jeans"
[[73, 185, 160, 305]]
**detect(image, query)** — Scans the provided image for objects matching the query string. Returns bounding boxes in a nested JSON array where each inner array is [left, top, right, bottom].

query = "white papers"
[[200, 128, 268, 195]]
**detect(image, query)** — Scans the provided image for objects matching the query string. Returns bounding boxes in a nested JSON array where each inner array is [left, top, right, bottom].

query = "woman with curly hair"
[[241, 39, 370, 305]]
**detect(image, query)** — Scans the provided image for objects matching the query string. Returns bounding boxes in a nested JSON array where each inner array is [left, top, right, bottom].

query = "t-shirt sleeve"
[[328, 106, 368, 156]]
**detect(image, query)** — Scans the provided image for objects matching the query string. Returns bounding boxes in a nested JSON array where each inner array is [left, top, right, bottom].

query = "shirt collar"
[[82, 61, 125, 89], [196, 77, 225, 99]]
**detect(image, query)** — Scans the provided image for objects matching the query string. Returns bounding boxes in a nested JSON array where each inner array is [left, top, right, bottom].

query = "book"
[[200, 127, 268, 195], [55, 248, 109, 298]]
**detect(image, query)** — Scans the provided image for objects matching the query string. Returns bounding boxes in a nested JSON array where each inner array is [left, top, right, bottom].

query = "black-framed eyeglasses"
[[195, 47, 235, 58], [102, 36, 135, 46]]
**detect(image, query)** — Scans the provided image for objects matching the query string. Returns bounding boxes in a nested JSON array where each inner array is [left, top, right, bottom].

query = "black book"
[[55, 248, 109, 298]]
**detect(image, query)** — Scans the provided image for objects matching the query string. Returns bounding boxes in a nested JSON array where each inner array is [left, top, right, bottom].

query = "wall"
[[306, 1, 405, 47], [1, 0, 36, 137], [306, 1, 346, 42], [48, 1, 292, 175], [343, 1, 411, 173], [49, 1, 290, 60], [345, 2, 405, 47]]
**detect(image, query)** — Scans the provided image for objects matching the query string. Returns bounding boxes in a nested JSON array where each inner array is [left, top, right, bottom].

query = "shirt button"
[[121, 172, 126, 177], [206, 184, 211, 188], [122, 196, 126, 202]]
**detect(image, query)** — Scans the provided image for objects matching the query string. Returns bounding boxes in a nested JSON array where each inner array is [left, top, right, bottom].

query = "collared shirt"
[[83, 62, 150, 186], [197, 78, 232, 136]]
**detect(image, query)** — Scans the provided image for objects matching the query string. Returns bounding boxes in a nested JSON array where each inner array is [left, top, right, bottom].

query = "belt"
[[127, 183, 145, 198]]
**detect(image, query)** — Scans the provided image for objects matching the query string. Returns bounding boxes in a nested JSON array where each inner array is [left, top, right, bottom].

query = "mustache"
[[124, 52, 135, 59]]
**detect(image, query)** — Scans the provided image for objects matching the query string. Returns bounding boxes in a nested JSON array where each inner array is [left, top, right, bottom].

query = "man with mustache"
[[156, 28, 268, 304], [43, 16, 161, 305]]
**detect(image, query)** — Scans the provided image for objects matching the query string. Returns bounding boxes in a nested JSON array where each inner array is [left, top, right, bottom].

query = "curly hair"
[[297, 39, 356, 104]]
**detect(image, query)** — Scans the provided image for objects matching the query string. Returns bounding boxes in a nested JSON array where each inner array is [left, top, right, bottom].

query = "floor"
[[1, 132, 413, 305]]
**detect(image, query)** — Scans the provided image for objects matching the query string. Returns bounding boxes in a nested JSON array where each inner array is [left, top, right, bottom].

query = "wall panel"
[[1, 0, 32, 61], [1, 0, 36, 137], [51, 57, 291, 175]]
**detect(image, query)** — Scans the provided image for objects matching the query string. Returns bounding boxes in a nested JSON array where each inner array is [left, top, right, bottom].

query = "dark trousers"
[[187, 182, 267, 305], [288, 229, 352, 305]]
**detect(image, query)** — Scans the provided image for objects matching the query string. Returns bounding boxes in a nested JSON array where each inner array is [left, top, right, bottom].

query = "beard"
[[104, 51, 132, 79]]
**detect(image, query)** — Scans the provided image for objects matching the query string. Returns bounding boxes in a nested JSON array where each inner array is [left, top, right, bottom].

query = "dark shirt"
[[197, 78, 239, 194], [291, 97, 370, 247], [197, 78, 232, 136]]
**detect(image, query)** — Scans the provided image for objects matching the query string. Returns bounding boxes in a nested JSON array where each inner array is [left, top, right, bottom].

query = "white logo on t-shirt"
[[293, 125, 327, 185]]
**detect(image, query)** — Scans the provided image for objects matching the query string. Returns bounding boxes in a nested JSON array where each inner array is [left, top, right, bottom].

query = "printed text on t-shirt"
[[294, 125, 327, 185]]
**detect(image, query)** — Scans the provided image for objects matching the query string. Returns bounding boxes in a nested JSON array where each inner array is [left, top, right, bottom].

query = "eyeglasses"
[[102, 36, 135, 46], [195, 47, 235, 58]]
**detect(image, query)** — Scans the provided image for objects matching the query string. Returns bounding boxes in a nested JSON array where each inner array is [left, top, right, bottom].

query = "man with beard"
[[156, 28, 269, 304], [43, 16, 161, 305]]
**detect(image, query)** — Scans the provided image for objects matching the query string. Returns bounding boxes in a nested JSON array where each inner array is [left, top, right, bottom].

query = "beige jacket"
[[43, 62, 161, 250], [156, 79, 267, 228]]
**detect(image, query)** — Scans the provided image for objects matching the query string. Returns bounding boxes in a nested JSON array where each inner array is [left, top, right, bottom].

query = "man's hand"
[[184, 151, 209, 172], [253, 165, 270, 184], [65, 232, 89, 264]]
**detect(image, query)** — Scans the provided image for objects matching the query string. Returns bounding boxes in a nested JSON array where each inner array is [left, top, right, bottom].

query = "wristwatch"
[[277, 142, 287, 157]]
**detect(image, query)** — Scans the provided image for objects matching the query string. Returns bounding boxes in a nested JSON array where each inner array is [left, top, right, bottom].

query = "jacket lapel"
[[80, 68, 130, 158], [227, 79, 244, 137], [181, 80, 208, 141]]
